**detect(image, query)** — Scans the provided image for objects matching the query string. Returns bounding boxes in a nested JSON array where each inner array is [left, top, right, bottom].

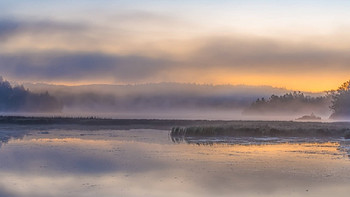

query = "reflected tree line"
[[0, 128, 29, 149], [170, 134, 350, 157]]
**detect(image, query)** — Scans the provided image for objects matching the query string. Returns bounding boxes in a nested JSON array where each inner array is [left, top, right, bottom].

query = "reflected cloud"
[[171, 135, 350, 157], [0, 128, 28, 145], [0, 129, 349, 197], [0, 186, 17, 197], [0, 137, 169, 175]]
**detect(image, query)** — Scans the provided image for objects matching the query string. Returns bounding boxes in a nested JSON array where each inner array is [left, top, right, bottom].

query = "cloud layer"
[[0, 16, 349, 91]]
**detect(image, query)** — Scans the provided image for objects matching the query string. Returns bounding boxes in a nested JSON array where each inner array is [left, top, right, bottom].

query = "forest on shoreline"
[[244, 80, 350, 119]]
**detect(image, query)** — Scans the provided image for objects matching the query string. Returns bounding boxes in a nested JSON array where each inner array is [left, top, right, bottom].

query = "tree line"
[[330, 80, 350, 119], [0, 77, 62, 112], [245, 80, 350, 119]]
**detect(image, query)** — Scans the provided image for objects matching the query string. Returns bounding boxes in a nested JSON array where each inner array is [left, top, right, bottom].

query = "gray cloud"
[[111, 10, 188, 27], [0, 13, 187, 44], [0, 18, 87, 41], [190, 38, 350, 73], [1, 39, 350, 84], [0, 52, 174, 82], [0, 186, 16, 197], [0, 17, 350, 83], [0, 19, 19, 40]]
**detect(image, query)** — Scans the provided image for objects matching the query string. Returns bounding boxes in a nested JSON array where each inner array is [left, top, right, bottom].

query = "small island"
[[296, 113, 322, 121]]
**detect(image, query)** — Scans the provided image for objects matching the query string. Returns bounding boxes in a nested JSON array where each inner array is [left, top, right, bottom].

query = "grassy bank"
[[171, 121, 350, 138]]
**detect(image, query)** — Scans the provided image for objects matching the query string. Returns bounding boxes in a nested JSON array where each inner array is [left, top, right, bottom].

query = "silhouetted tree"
[[244, 91, 331, 115], [330, 80, 350, 119], [0, 76, 62, 112]]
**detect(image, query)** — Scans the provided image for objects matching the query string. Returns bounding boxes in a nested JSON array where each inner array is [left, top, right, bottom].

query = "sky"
[[1, 0, 350, 92]]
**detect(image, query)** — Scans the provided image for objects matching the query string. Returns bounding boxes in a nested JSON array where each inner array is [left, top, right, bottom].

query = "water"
[[0, 128, 350, 197]]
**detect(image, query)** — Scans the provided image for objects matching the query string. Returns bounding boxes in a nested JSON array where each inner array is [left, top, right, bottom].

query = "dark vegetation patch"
[[171, 121, 350, 139], [344, 131, 350, 139], [243, 91, 331, 115], [0, 77, 62, 112], [330, 80, 350, 119]]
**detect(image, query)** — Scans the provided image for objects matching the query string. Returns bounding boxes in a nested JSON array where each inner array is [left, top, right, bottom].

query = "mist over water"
[[0, 76, 332, 120], [13, 82, 332, 121]]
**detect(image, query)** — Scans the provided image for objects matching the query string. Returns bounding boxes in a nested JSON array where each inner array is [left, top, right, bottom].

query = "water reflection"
[[171, 135, 350, 157], [0, 129, 349, 197], [0, 127, 28, 150]]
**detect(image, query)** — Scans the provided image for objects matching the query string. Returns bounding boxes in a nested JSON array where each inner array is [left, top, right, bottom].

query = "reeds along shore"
[[171, 123, 350, 138]]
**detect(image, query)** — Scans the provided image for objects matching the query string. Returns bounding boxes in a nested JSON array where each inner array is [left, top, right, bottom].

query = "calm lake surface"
[[0, 128, 350, 197]]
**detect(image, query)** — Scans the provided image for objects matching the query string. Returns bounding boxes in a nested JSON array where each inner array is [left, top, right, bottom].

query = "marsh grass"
[[171, 121, 350, 138], [344, 131, 350, 139]]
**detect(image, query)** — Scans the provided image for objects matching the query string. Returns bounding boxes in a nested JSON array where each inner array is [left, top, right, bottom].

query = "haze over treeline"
[[23, 82, 291, 113], [1, 76, 349, 120], [5, 77, 329, 118]]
